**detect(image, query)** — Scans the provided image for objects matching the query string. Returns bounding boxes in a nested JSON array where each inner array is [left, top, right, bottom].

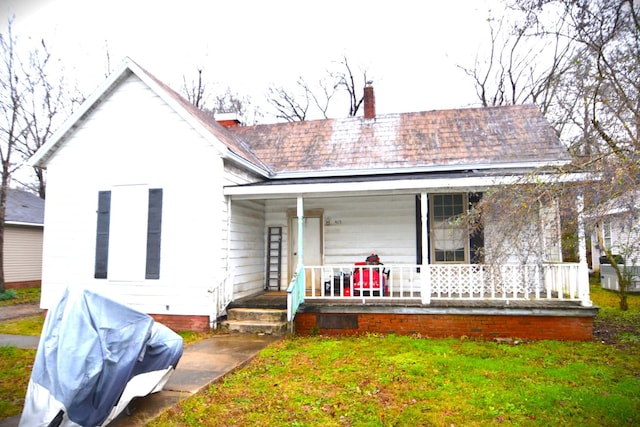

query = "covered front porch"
[[222, 177, 595, 340]]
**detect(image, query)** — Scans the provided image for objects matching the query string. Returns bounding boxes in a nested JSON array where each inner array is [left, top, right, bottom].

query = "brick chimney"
[[215, 112, 242, 128], [364, 83, 375, 119]]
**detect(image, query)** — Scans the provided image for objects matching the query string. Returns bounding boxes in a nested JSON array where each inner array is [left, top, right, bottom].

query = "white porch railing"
[[304, 263, 587, 302], [208, 267, 234, 329], [287, 265, 306, 325]]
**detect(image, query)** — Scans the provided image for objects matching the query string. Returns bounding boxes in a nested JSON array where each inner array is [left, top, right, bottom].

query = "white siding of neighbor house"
[[40, 73, 227, 317], [4, 225, 43, 283], [591, 214, 640, 271]]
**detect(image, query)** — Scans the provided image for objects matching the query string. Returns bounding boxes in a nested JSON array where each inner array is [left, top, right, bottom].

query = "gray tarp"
[[20, 288, 183, 426]]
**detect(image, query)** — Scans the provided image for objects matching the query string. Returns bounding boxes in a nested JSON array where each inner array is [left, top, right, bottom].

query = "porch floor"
[[228, 291, 593, 311]]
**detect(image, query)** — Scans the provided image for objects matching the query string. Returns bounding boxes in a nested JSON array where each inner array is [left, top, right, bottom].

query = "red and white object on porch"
[[344, 254, 389, 297]]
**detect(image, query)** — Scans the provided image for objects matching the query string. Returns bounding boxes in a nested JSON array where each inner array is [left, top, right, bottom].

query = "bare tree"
[[266, 55, 370, 121], [181, 66, 261, 125], [0, 19, 26, 292], [182, 67, 208, 110], [0, 19, 79, 293], [464, 0, 639, 309], [458, 9, 575, 122], [12, 40, 83, 198], [266, 78, 314, 122]]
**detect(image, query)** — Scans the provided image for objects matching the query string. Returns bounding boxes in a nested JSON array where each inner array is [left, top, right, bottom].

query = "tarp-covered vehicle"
[[20, 288, 183, 427]]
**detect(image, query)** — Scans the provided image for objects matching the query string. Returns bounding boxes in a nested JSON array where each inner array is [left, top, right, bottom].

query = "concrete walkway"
[[0, 333, 281, 427]]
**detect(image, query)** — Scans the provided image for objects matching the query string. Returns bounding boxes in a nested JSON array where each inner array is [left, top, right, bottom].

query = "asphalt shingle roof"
[[230, 105, 568, 175], [6, 189, 44, 225]]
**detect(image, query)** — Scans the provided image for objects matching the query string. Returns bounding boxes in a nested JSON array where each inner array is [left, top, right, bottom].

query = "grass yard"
[[1, 284, 639, 425], [150, 284, 640, 427], [0, 287, 41, 306], [149, 336, 640, 426]]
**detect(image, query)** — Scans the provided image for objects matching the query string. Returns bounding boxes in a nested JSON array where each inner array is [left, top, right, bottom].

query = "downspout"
[[577, 194, 592, 307], [421, 192, 431, 304]]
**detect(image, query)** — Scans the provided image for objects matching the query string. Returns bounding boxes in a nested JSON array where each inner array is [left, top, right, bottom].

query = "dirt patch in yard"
[[593, 315, 640, 349], [0, 303, 42, 322]]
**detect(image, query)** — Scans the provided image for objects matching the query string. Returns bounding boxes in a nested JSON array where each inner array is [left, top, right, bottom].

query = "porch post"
[[297, 196, 305, 292], [577, 193, 592, 307], [421, 192, 431, 304]]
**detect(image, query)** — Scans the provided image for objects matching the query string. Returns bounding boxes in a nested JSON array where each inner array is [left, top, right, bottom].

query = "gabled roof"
[[29, 57, 271, 176], [29, 58, 569, 185], [6, 189, 44, 226], [231, 105, 569, 178]]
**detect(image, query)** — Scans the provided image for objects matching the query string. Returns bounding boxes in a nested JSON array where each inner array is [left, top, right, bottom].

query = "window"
[[94, 187, 163, 280], [603, 221, 612, 251], [430, 194, 468, 263]]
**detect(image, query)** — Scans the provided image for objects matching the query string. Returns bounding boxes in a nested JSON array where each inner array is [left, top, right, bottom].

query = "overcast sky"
[[2, 0, 505, 120]]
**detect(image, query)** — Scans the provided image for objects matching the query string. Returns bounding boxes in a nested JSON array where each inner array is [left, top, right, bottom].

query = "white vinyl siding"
[[264, 194, 417, 289], [40, 73, 225, 316], [4, 225, 43, 283], [223, 161, 266, 299], [229, 199, 266, 299]]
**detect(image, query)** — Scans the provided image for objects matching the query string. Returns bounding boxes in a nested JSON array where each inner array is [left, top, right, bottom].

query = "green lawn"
[[149, 335, 640, 427], [2, 285, 640, 425], [149, 283, 640, 427]]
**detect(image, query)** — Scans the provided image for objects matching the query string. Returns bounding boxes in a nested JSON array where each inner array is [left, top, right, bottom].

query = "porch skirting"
[[294, 301, 598, 341]]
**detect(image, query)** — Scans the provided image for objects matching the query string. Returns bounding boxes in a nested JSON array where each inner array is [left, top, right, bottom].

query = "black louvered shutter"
[[94, 191, 111, 279], [145, 188, 163, 279], [469, 192, 484, 263], [415, 195, 423, 266]]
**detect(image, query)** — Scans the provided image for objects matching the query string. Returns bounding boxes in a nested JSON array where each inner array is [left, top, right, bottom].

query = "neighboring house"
[[29, 58, 596, 340], [5, 188, 45, 289], [590, 190, 640, 291]]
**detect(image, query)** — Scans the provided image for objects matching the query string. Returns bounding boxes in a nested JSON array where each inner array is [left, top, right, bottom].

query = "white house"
[[30, 58, 596, 340], [590, 190, 640, 291]]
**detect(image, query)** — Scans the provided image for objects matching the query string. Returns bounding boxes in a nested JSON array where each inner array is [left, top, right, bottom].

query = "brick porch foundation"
[[294, 303, 598, 341]]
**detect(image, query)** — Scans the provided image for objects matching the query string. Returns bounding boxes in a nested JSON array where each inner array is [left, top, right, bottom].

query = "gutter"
[[224, 172, 593, 200], [6, 221, 44, 227], [269, 160, 572, 180]]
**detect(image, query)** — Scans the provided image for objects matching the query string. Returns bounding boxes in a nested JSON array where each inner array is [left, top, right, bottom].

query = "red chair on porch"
[[345, 254, 389, 297]]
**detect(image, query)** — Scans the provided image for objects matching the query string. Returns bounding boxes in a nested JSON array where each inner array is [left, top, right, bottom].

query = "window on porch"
[[430, 194, 468, 263], [416, 193, 482, 265]]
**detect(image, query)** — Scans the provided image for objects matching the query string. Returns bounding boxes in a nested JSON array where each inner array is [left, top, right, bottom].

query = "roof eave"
[[224, 171, 591, 200], [269, 159, 571, 180], [6, 221, 44, 227]]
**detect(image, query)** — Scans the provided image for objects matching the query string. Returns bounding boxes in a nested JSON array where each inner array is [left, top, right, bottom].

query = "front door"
[[289, 212, 323, 292]]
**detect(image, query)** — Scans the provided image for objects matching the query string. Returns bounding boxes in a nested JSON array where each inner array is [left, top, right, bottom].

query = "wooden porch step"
[[221, 308, 288, 336]]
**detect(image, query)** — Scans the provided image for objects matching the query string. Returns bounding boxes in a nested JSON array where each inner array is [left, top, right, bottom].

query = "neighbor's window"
[[603, 221, 612, 251], [430, 194, 468, 263]]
